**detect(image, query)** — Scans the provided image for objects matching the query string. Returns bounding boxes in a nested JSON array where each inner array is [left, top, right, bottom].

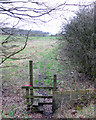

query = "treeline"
[[0, 27, 50, 37], [60, 6, 96, 80]]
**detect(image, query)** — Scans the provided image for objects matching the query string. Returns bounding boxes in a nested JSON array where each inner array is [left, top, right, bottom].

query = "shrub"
[[61, 6, 96, 80]]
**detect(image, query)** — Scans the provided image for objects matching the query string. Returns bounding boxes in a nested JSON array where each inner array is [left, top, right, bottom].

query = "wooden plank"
[[33, 98, 39, 107], [39, 98, 44, 103], [35, 95, 53, 98], [38, 106, 44, 112], [22, 86, 31, 89], [38, 98, 52, 105], [23, 95, 53, 98], [33, 86, 54, 89], [39, 102, 52, 105], [22, 86, 58, 89]]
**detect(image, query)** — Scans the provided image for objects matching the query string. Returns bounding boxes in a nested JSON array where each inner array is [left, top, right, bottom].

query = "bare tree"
[[0, 0, 57, 65], [0, 0, 93, 65]]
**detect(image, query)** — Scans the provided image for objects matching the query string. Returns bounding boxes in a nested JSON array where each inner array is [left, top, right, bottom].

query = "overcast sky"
[[36, 0, 94, 34], [1, 0, 94, 34], [26, 0, 94, 34]]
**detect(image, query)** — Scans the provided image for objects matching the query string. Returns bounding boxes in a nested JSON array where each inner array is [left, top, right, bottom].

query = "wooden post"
[[26, 88, 30, 110], [29, 61, 33, 105], [52, 74, 57, 113], [53, 74, 57, 91]]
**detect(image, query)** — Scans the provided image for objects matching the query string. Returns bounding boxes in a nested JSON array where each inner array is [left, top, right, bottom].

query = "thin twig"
[[0, 30, 30, 65]]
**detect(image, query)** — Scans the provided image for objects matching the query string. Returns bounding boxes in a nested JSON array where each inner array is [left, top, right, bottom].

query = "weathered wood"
[[26, 88, 30, 110], [23, 95, 53, 98], [39, 102, 52, 105], [38, 98, 44, 114], [29, 60, 33, 86], [33, 86, 54, 89], [53, 75, 57, 91], [33, 95, 53, 98], [21, 61, 58, 113], [39, 98, 44, 103], [29, 61, 33, 104], [22, 86, 58, 89], [52, 75, 57, 113], [22, 86, 31, 89], [33, 98, 39, 107], [38, 106, 44, 112]]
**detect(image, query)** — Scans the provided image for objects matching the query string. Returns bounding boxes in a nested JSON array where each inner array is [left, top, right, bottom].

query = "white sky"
[[0, 0, 94, 34]]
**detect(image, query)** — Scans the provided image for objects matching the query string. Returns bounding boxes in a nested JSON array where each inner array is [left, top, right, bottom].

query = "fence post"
[[53, 74, 57, 92], [52, 74, 57, 113], [29, 61, 33, 105], [26, 88, 30, 110]]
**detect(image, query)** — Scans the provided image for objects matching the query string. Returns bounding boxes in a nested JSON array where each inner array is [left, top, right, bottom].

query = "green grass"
[[1, 35, 58, 87], [28, 36, 57, 41], [33, 44, 61, 86], [0, 35, 59, 45], [1, 34, 73, 89], [0, 35, 26, 43]]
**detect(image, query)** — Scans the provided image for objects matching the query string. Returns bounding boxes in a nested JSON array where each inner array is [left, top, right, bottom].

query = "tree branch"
[[0, 30, 30, 65]]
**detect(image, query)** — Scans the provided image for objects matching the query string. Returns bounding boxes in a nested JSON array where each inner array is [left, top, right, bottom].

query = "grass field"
[[1, 35, 94, 90], [1, 36, 58, 86], [1, 35, 95, 118], [1, 35, 73, 88]]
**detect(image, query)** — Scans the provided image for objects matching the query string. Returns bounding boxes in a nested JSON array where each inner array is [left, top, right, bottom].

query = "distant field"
[[28, 36, 57, 40], [1, 35, 73, 88], [1, 35, 59, 86], [0, 35, 58, 42]]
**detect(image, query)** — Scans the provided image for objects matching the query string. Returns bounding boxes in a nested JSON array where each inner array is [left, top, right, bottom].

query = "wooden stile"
[[22, 60, 58, 113]]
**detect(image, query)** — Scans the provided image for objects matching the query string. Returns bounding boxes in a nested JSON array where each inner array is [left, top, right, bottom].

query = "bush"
[[61, 6, 96, 80]]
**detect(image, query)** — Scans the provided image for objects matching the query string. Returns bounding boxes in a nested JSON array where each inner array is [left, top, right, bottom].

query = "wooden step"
[[33, 98, 39, 107], [39, 102, 52, 105], [35, 95, 53, 98], [38, 98, 52, 105], [22, 86, 58, 89], [39, 98, 44, 103], [38, 105, 44, 113], [24, 101, 52, 106], [33, 86, 55, 90], [23, 95, 53, 98]]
